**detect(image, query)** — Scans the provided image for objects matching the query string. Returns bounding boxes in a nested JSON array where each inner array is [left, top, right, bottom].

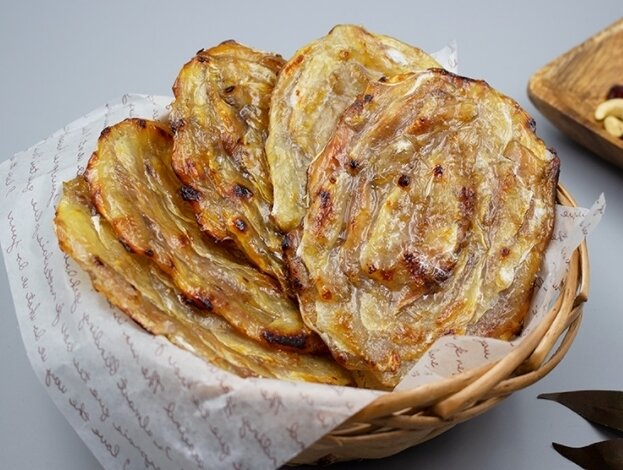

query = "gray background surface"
[[1, 1, 622, 468]]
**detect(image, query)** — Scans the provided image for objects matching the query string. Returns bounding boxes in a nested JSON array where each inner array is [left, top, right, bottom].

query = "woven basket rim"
[[290, 183, 589, 465]]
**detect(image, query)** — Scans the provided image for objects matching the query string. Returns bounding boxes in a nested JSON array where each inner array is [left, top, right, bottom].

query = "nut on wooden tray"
[[528, 18, 623, 168]]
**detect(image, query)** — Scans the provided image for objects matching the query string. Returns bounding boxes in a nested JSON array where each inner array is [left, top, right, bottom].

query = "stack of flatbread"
[[54, 25, 558, 390]]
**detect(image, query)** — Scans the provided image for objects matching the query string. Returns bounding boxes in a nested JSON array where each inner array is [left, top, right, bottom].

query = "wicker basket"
[[290, 184, 590, 465]]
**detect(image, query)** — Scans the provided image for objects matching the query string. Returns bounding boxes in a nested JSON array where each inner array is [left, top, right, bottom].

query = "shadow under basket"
[[289, 184, 590, 465]]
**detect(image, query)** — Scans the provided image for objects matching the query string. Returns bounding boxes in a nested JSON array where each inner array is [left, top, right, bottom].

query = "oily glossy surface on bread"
[[54, 178, 352, 385], [289, 70, 559, 387], [170, 42, 289, 286], [266, 24, 440, 231], [85, 119, 325, 354]]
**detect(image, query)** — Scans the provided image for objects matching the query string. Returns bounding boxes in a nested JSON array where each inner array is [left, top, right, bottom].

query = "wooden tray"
[[528, 18, 623, 168]]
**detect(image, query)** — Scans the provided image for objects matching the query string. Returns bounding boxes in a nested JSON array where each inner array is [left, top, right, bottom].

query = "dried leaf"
[[539, 391, 623, 433], [553, 439, 623, 470]]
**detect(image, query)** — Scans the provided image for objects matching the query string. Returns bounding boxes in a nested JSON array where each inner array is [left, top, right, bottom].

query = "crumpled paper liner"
[[0, 52, 604, 470]]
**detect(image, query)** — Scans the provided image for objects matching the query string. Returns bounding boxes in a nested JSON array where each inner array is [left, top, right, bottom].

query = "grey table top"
[[1, 1, 622, 469]]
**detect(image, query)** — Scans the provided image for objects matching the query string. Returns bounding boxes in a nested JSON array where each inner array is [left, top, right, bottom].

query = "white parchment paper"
[[431, 39, 459, 73], [0, 55, 604, 470]]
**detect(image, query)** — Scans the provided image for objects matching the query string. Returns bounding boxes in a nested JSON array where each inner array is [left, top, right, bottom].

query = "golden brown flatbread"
[[289, 70, 559, 388], [170, 42, 288, 286], [266, 24, 440, 231], [54, 178, 352, 385], [85, 118, 325, 354]]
